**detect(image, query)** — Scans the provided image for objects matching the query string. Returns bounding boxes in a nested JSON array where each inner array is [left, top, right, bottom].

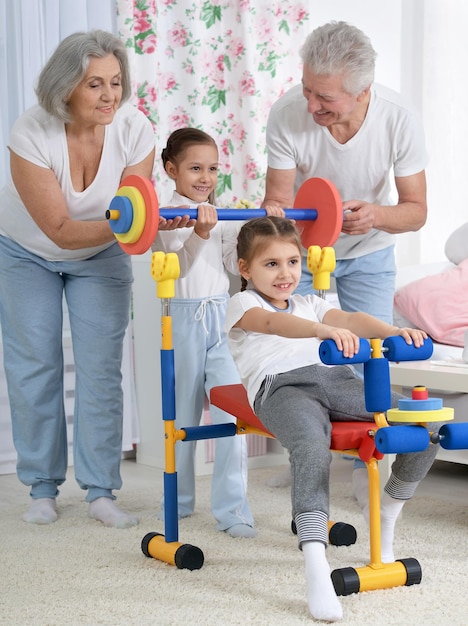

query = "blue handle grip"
[[319, 338, 371, 365], [383, 336, 433, 362], [158, 207, 318, 221]]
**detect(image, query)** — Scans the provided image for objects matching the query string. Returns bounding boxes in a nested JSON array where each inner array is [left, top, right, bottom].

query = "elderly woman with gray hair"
[[0, 30, 154, 528]]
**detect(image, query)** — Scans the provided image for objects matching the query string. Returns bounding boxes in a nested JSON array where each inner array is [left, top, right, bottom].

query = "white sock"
[[302, 541, 343, 622], [88, 497, 138, 529], [351, 467, 369, 523], [380, 491, 405, 563], [23, 497, 58, 525]]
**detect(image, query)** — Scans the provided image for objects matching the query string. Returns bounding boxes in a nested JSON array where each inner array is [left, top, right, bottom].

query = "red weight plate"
[[116, 175, 160, 255], [294, 177, 342, 248]]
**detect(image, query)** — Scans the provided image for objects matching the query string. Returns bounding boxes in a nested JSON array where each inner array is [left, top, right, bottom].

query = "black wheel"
[[291, 519, 357, 546], [331, 567, 360, 596], [141, 532, 162, 557], [398, 558, 422, 586], [174, 544, 204, 570], [329, 522, 357, 546]]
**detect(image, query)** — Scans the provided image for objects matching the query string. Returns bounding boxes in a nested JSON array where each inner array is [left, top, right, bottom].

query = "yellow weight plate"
[[114, 186, 146, 244], [387, 406, 454, 423]]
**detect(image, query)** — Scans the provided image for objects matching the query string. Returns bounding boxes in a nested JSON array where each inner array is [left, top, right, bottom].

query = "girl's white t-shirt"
[[225, 289, 334, 407], [154, 190, 243, 299]]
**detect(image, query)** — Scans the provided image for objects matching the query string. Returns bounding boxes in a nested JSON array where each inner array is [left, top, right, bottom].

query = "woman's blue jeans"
[[0, 237, 132, 502]]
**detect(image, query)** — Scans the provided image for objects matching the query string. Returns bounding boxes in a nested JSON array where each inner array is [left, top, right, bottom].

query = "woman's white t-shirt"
[[0, 102, 155, 261]]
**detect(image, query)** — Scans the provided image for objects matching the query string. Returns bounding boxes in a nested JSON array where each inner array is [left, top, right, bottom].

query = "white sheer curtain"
[[0, 0, 116, 188], [419, 0, 468, 263], [0, 1, 140, 474]]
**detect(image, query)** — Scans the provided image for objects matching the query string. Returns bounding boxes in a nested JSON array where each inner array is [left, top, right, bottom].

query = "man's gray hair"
[[35, 30, 131, 122], [300, 21, 376, 96]]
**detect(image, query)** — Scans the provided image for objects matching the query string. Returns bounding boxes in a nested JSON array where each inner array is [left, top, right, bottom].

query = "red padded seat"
[[210, 384, 383, 462]]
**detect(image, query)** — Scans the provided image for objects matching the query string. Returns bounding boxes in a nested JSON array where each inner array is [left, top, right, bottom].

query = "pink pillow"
[[394, 259, 468, 347]]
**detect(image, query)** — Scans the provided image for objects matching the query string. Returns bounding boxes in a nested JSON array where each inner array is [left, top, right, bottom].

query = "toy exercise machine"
[[212, 338, 468, 596], [141, 246, 357, 570], [105, 174, 343, 253], [108, 176, 468, 596], [140, 249, 468, 595]]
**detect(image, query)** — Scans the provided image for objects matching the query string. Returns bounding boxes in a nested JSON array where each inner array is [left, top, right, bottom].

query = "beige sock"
[[88, 497, 138, 529], [23, 498, 57, 525]]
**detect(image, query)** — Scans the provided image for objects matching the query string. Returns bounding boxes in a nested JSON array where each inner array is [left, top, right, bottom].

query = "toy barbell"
[[105, 174, 343, 254]]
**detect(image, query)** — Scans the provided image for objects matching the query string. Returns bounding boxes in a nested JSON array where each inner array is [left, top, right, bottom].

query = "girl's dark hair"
[[161, 128, 218, 204], [237, 216, 303, 291]]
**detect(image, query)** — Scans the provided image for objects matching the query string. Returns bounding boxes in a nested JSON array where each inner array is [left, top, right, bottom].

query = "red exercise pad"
[[210, 384, 381, 461]]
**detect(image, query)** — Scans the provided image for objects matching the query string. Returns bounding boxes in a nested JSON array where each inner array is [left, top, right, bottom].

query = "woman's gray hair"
[[300, 21, 376, 96], [35, 30, 131, 122]]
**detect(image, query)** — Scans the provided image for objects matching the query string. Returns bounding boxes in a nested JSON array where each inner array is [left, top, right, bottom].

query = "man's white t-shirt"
[[0, 103, 155, 261], [225, 289, 334, 407], [266, 83, 429, 260]]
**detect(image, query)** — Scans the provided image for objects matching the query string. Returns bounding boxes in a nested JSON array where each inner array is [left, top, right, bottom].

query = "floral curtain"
[[115, 0, 311, 205]]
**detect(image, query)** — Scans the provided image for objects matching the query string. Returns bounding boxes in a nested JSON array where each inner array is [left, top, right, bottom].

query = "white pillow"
[[445, 222, 468, 265]]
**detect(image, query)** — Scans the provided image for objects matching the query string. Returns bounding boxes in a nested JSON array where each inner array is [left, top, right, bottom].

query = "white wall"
[[305, 1, 403, 93], [132, 253, 164, 468]]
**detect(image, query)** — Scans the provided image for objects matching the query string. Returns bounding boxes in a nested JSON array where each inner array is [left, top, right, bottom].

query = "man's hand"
[[342, 200, 381, 235]]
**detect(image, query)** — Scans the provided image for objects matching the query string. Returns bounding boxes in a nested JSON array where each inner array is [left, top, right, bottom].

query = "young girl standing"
[[153, 128, 258, 537], [225, 216, 440, 621]]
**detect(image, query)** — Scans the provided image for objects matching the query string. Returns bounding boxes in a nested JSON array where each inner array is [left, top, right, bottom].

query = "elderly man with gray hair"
[[263, 20, 428, 320]]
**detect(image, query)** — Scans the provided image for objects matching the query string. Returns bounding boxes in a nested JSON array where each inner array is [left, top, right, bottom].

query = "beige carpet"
[[1, 460, 468, 626]]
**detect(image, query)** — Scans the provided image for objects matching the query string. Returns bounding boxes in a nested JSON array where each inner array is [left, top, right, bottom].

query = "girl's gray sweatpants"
[[254, 364, 440, 546]]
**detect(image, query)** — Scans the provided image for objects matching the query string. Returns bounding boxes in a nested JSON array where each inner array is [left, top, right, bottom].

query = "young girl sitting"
[[224, 216, 440, 621]]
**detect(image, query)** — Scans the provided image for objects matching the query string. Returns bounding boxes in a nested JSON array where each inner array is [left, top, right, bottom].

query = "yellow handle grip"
[[151, 252, 180, 299], [307, 246, 336, 292]]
